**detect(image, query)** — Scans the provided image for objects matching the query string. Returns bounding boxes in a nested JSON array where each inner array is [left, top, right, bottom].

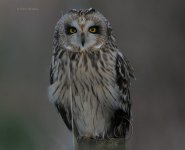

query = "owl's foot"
[[77, 134, 104, 142]]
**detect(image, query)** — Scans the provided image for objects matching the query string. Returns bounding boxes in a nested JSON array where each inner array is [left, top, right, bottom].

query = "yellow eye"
[[89, 27, 97, 33], [69, 27, 77, 34]]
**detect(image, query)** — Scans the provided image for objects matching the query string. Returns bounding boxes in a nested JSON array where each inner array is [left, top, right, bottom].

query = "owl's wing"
[[49, 64, 72, 131], [113, 51, 135, 137], [48, 27, 72, 131], [55, 102, 72, 130], [116, 52, 134, 102]]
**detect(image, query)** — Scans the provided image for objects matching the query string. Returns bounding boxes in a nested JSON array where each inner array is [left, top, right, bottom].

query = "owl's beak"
[[81, 33, 85, 47]]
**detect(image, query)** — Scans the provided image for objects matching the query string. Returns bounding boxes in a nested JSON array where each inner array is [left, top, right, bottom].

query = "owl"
[[48, 8, 134, 139]]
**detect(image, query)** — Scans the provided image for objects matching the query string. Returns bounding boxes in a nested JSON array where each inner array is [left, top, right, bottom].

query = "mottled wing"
[[48, 26, 72, 130], [113, 51, 134, 137]]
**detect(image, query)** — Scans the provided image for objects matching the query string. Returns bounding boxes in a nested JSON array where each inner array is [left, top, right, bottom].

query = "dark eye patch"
[[89, 25, 101, 34], [65, 25, 77, 35]]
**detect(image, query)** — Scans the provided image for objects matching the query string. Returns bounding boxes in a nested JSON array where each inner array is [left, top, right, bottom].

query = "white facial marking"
[[94, 43, 103, 49], [79, 17, 86, 25], [64, 44, 73, 51]]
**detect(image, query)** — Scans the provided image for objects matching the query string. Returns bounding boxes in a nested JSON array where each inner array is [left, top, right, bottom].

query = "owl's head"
[[54, 8, 114, 52]]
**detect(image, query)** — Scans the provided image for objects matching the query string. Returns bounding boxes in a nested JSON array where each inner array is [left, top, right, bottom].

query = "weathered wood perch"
[[75, 138, 126, 150]]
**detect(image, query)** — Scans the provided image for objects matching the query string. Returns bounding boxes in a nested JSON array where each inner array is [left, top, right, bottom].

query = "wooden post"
[[75, 138, 126, 150]]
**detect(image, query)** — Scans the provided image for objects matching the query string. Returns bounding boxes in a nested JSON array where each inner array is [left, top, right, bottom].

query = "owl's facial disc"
[[65, 16, 107, 51]]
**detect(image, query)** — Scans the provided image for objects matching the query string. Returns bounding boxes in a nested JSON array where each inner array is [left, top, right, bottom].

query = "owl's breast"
[[68, 51, 122, 136], [70, 51, 116, 85], [69, 51, 120, 106]]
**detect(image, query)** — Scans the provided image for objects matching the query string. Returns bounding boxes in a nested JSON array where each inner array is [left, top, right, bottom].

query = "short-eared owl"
[[48, 8, 134, 139]]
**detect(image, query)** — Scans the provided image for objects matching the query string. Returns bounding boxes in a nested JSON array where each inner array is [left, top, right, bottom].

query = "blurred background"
[[0, 0, 184, 150]]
